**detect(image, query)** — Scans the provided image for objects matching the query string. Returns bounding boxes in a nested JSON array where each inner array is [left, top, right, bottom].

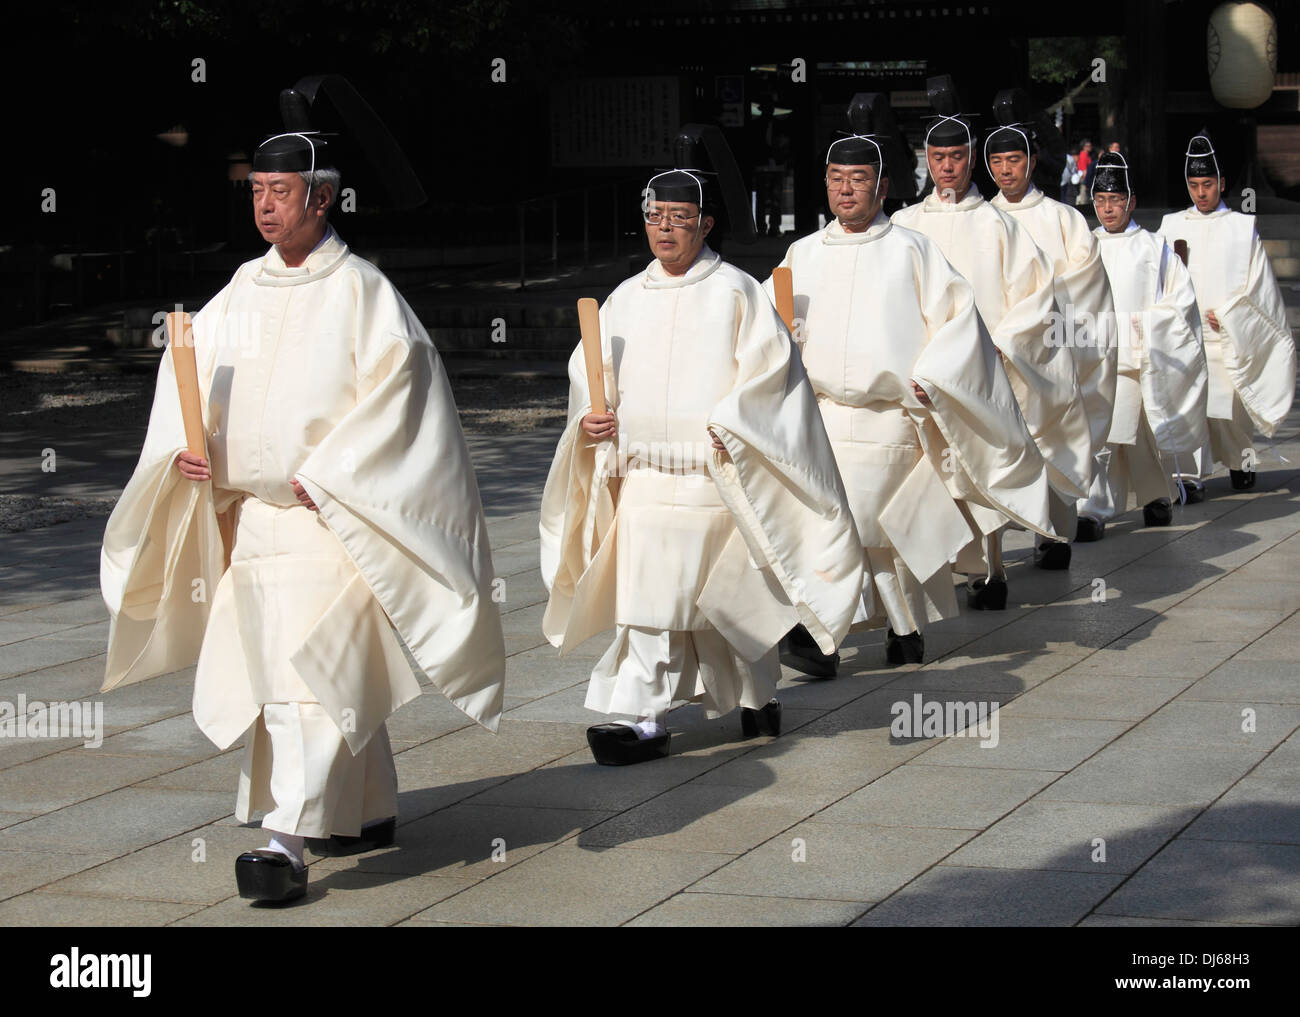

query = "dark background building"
[[3, 0, 1296, 327]]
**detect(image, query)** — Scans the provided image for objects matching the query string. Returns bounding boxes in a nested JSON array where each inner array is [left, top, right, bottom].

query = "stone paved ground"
[[2, 406, 1299, 927]]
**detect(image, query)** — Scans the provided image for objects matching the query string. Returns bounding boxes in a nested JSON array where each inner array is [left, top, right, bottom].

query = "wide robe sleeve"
[[538, 304, 620, 653], [1214, 231, 1296, 437], [293, 296, 506, 732], [705, 276, 863, 656], [99, 280, 239, 691], [991, 213, 1093, 498], [906, 242, 1056, 541], [1134, 242, 1210, 454], [1053, 208, 1118, 459]]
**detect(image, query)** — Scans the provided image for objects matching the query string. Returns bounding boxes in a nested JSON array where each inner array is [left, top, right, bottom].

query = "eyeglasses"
[[644, 210, 700, 227], [825, 172, 875, 191]]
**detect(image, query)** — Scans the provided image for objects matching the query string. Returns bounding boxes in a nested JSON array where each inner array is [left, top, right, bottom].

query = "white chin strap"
[[258, 131, 319, 212], [644, 169, 706, 235], [826, 135, 884, 201], [1090, 153, 1131, 201], [983, 125, 1030, 179], [1184, 134, 1220, 189]]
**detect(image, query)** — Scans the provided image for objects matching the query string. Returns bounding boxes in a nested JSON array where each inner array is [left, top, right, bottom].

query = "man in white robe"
[[1078, 151, 1209, 533], [100, 130, 505, 903], [540, 132, 862, 765], [892, 78, 1087, 608], [984, 91, 1118, 544], [1158, 132, 1295, 495], [766, 97, 1054, 670]]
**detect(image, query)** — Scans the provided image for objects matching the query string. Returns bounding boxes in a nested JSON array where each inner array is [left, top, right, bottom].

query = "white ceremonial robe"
[[893, 188, 1093, 507], [991, 185, 1118, 460], [100, 230, 506, 837], [1159, 205, 1295, 474], [539, 247, 862, 720], [765, 214, 1054, 635], [1080, 220, 1209, 520]]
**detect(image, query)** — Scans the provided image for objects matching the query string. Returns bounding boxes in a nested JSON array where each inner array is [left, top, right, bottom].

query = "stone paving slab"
[[0, 891, 205, 926], [816, 764, 1061, 830], [1183, 658, 1300, 704], [626, 891, 864, 927], [312, 803, 611, 879], [1093, 839, 1300, 926], [174, 870, 480, 927], [942, 800, 1198, 874], [1042, 744, 1267, 807], [1180, 774, 1300, 846], [852, 866, 1126, 926], [1002, 671, 1191, 721], [694, 820, 972, 903], [411, 844, 730, 926]]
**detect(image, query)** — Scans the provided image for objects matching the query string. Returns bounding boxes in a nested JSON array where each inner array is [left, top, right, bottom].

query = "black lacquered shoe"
[[885, 628, 925, 666], [587, 723, 669, 766], [235, 849, 307, 904], [305, 817, 396, 858], [1229, 469, 1256, 490], [1142, 499, 1173, 527], [1034, 541, 1072, 570], [1075, 517, 1105, 542], [966, 577, 1008, 611], [1179, 481, 1205, 505], [740, 699, 782, 738], [778, 624, 839, 678]]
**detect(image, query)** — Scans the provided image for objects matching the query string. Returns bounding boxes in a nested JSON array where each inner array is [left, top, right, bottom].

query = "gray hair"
[[301, 167, 341, 210]]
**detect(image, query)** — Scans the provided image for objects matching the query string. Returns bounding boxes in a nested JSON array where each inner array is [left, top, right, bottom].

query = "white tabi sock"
[[266, 832, 306, 870], [633, 719, 666, 739], [609, 718, 667, 740]]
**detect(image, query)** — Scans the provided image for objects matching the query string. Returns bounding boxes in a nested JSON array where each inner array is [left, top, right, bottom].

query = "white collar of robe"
[[643, 245, 723, 289], [823, 211, 893, 245], [256, 228, 350, 287]]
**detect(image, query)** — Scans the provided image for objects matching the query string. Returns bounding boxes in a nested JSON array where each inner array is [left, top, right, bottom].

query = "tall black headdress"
[[825, 92, 915, 203], [252, 74, 426, 210], [985, 85, 1069, 193], [985, 87, 1037, 164], [923, 74, 978, 149], [1185, 132, 1221, 181], [1091, 151, 1131, 197], [644, 124, 757, 245]]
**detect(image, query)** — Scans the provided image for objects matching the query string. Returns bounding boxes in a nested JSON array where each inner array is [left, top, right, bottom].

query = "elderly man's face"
[[927, 144, 972, 200], [251, 172, 329, 247], [825, 163, 886, 227], [1187, 176, 1224, 214], [644, 200, 712, 275]]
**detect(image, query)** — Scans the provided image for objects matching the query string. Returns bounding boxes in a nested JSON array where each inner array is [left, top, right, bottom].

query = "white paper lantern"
[[1207, 1, 1279, 109]]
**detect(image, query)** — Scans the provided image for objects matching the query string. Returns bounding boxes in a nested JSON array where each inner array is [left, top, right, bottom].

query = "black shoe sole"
[[1034, 543, 1072, 570], [235, 852, 307, 904], [967, 577, 1008, 611], [741, 700, 782, 737], [587, 725, 670, 765], [1075, 519, 1104, 542], [305, 817, 396, 857], [1142, 500, 1173, 527], [778, 633, 839, 678], [885, 629, 925, 666]]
